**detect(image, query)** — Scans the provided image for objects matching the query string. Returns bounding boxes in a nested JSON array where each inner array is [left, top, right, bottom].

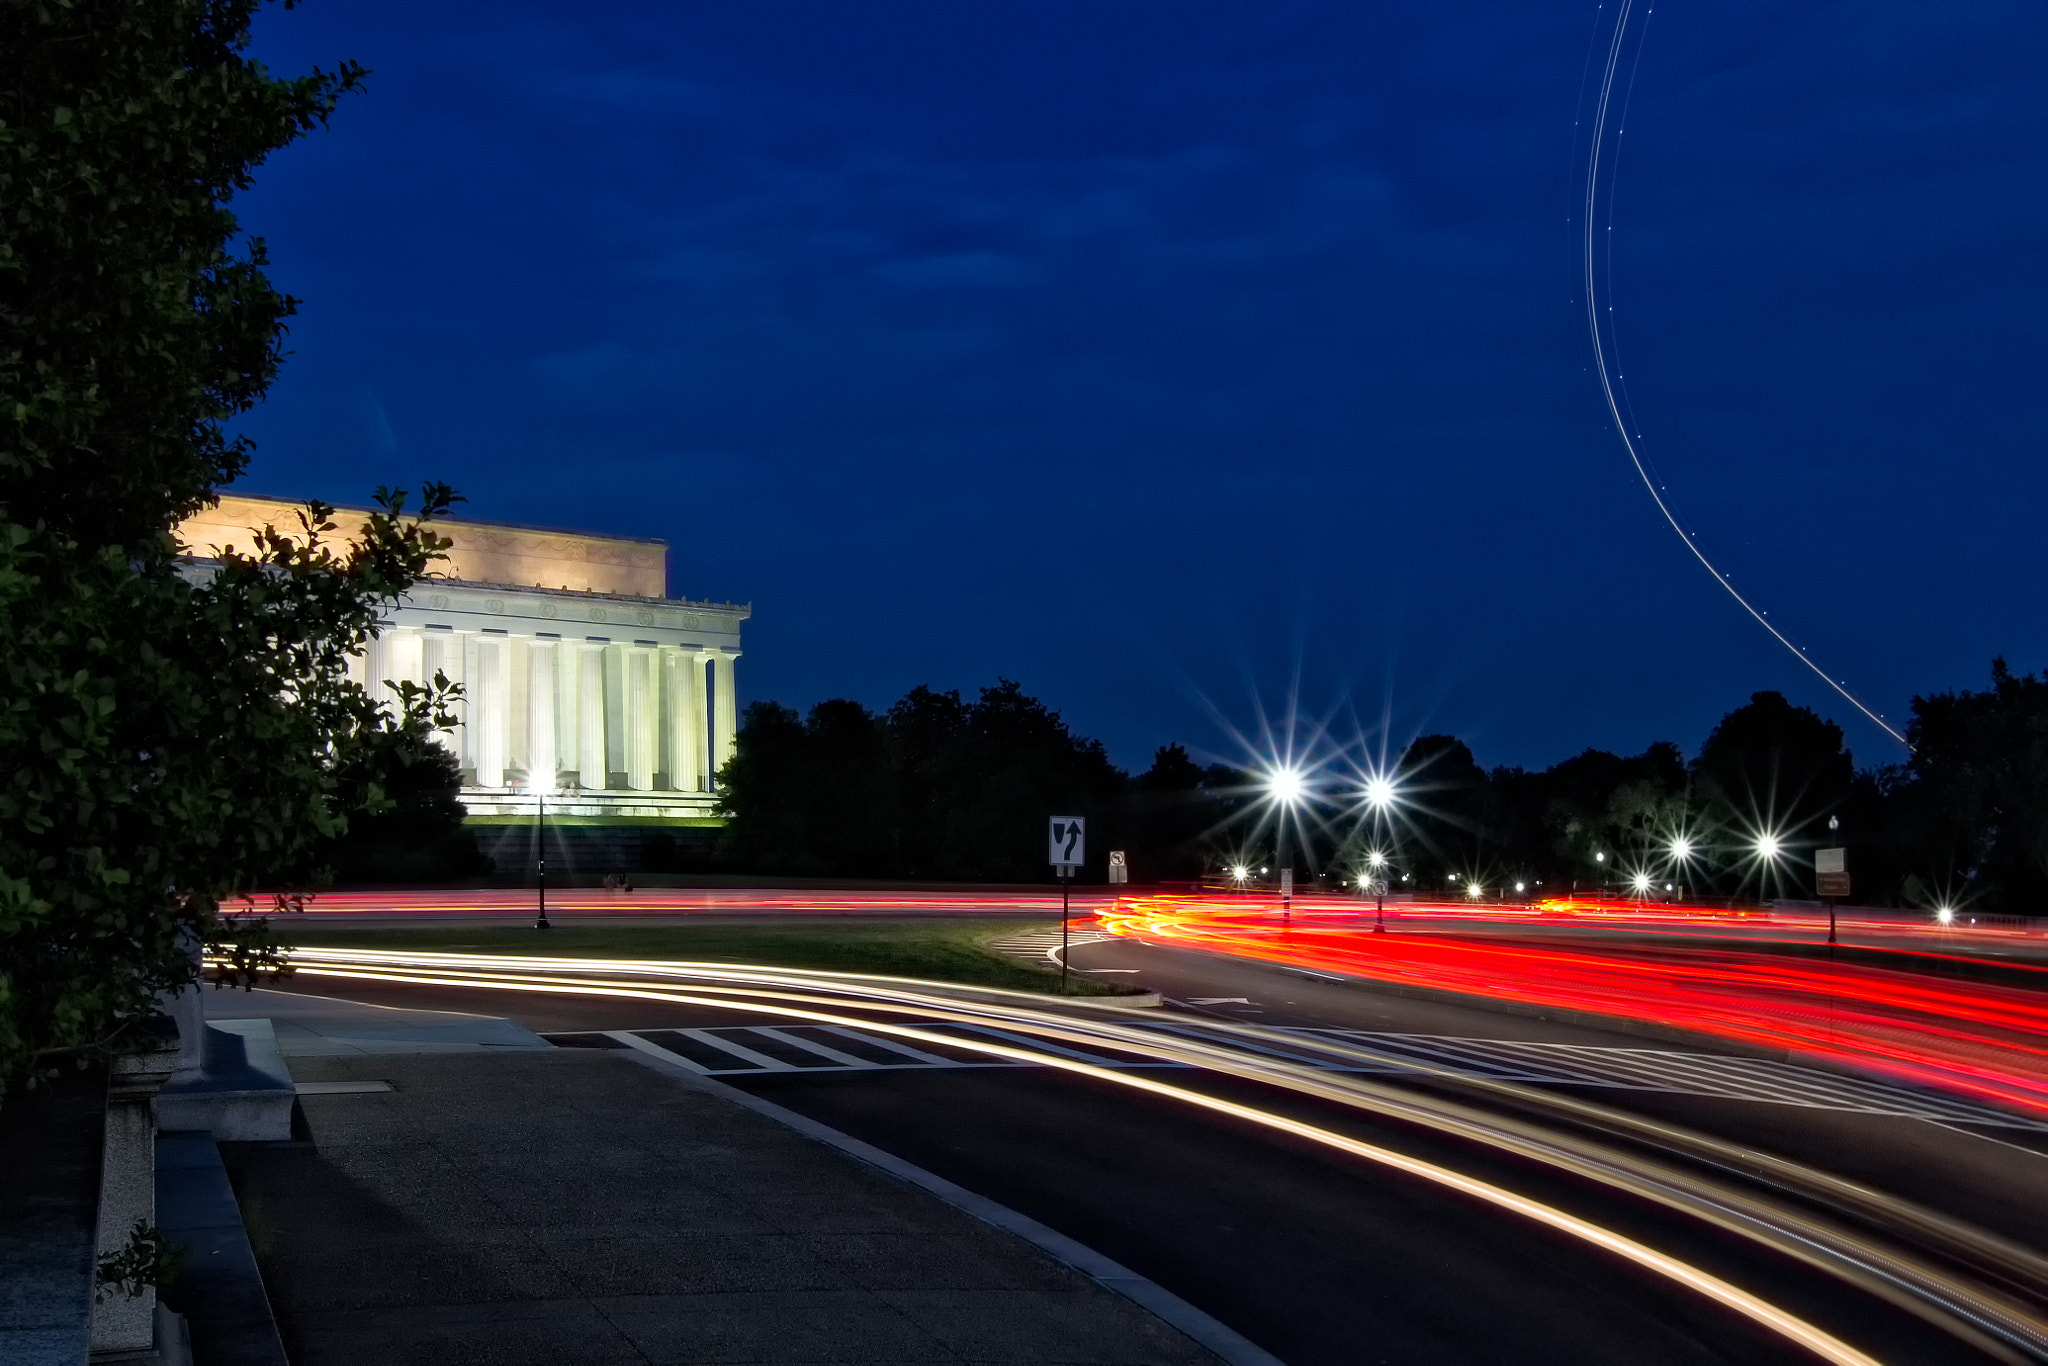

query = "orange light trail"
[[1097, 896, 2048, 1122]]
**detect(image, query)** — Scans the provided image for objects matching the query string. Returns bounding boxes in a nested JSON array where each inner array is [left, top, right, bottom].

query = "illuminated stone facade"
[[178, 496, 747, 822]]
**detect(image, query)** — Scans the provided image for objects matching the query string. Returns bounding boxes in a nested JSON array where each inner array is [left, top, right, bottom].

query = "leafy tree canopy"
[[1, 0, 456, 1087]]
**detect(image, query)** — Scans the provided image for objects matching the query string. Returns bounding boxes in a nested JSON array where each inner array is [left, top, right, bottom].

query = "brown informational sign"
[[1815, 847, 1849, 898]]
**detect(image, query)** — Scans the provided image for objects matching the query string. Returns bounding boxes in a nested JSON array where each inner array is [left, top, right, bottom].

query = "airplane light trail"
[[1580, 1, 1907, 748]]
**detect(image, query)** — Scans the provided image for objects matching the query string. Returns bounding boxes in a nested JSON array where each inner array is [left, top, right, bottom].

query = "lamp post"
[[535, 788, 552, 930], [1668, 837, 1693, 902], [1368, 849, 1389, 934], [1754, 829, 1785, 931], [1825, 813, 1840, 946], [1361, 773, 1397, 933], [1268, 767, 1306, 924]]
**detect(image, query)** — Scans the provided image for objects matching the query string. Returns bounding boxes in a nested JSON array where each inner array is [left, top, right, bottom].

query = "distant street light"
[[1666, 836, 1695, 901], [1266, 767, 1309, 922], [1366, 849, 1390, 933]]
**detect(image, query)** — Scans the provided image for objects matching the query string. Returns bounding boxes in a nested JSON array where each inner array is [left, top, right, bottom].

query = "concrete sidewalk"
[[220, 1046, 1223, 1364]]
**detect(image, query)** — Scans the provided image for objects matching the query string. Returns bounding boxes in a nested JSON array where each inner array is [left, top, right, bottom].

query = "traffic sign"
[[1108, 850, 1128, 884], [1049, 816, 1085, 868]]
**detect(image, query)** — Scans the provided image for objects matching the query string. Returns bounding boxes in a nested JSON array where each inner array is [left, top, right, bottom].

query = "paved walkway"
[[220, 1046, 1220, 1364]]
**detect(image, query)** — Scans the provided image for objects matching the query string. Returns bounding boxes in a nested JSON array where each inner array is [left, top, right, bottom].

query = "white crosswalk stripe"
[[987, 927, 1112, 965], [575, 1021, 2045, 1130]]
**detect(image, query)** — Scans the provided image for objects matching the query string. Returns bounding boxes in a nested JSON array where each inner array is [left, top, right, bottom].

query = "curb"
[[617, 1049, 1282, 1366]]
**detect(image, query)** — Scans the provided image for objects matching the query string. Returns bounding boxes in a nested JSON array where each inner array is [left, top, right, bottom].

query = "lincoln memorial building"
[[178, 495, 747, 832]]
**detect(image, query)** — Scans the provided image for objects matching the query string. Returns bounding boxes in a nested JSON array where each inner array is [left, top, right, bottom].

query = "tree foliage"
[[1891, 660, 2048, 911], [716, 671, 2048, 914], [719, 681, 1131, 882], [0, 0, 461, 1086]]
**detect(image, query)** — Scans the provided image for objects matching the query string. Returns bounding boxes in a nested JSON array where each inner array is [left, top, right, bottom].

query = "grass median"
[[280, 916, 1137, 996]]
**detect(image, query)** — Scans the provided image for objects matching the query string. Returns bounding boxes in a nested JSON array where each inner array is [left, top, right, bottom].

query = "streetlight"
[[1358, 772, 1399, 933], [1824, 813, 1841, 945], [532, 784, 558, 930], [1666, 836, 1694, 901], [1366, 849, 1390, 933], [1267, 766, 1308, 922]]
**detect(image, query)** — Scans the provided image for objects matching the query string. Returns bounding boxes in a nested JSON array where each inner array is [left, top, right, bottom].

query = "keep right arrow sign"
[[1049, 816, 1085, 868]]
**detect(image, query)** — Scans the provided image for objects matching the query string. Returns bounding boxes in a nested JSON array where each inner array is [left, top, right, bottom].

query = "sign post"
[[1815, 845, 1849, 945], [1049, 817, 1085, 991], [1280, 867, 1294, 924]]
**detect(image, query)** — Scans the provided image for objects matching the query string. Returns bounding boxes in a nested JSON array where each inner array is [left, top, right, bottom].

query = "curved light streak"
[[262, 947, 2048, 1361], [1101, 899, 2048, 1119], [1581, 2, 1907, 749]]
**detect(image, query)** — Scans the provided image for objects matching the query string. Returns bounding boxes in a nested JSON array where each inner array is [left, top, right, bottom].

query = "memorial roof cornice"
[[427, 576, 750, 615]]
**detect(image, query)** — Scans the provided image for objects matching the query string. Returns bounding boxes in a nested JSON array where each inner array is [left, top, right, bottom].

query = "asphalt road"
[[243, 925, 2048, 1362], [1059, 933, 2048, 1253]]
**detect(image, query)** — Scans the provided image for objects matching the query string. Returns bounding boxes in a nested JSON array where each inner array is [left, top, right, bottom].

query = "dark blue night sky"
[[233, 1, 2048, 777]]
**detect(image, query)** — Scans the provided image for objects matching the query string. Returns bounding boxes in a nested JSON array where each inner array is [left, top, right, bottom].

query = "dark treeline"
[[716, 661, 2048, 912]]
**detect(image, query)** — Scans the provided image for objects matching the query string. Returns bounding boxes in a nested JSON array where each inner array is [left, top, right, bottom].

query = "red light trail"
[[1097, 896, 2048, 1122]]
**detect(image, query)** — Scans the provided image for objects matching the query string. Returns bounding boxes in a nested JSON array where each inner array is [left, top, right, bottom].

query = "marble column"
[[626, 647, 657, 791], [554, 638, 578, 776], [693, 651, 716, 789], [387, 626, 423, 700], [422, 629, 462, 757], [577, 643, 606, 789], [473, 633, 510, 788], [711, 651, 739, 786], [665, 648, 703, 793], [528, 638, 557, 786]]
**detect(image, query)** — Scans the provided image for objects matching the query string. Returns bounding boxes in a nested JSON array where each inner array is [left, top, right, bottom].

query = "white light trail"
[[257, 947, 2048, 1362]]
